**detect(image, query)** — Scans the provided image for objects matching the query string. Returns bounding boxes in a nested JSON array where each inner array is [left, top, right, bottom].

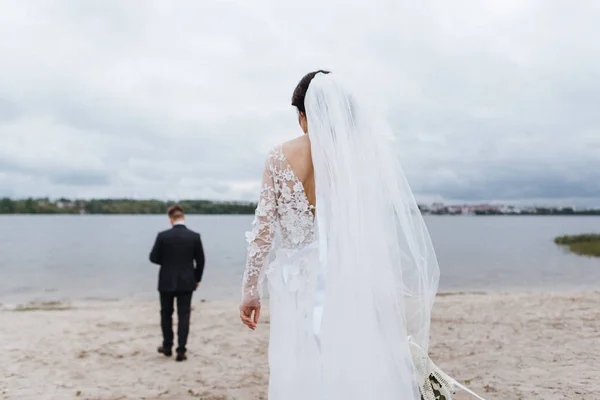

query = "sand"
[[1, 292, 598, 400]]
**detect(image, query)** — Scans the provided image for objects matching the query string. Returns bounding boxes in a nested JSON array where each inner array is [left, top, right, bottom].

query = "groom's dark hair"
[[167, 204, 184, 220], [291, 70, 330, 114]]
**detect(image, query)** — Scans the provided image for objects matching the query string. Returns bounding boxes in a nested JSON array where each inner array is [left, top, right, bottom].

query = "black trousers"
[[159, 291, 193, 354]]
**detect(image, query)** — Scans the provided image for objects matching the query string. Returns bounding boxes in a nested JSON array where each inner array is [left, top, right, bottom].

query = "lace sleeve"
[[242, 152, 278, 306]]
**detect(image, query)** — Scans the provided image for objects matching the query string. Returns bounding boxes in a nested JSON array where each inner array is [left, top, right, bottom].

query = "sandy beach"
[[1, 291, 598, 400]]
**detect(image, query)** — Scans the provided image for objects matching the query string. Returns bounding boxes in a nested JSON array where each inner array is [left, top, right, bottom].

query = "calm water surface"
[[0, 215, 598, 303]]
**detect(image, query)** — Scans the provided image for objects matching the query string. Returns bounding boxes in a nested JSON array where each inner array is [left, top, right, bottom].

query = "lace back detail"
[[242, 146, 316, 304]]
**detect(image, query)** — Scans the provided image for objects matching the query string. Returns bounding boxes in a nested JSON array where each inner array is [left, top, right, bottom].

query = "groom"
[[150, 204, 205, 362]]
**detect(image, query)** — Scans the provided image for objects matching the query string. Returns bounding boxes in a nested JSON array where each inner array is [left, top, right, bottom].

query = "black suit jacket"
[[149, 224, 205, 292]]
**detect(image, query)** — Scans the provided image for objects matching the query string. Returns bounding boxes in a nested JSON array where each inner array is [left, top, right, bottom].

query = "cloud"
[[0, 0, 598, 205]]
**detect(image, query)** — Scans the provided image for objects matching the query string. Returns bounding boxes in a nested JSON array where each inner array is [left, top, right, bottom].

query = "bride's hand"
[[239, 301, 261, 330]]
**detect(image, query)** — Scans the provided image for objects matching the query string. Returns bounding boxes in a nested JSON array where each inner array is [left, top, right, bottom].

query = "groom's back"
[[159, 226, 197, 265], [151, 224, 204, 293]]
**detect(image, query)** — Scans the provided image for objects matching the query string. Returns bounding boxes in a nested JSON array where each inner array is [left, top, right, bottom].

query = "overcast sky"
[[1, 1, 599, 205]]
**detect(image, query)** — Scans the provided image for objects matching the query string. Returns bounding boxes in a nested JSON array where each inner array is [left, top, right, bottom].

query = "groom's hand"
[[195, 282, 199, 289]]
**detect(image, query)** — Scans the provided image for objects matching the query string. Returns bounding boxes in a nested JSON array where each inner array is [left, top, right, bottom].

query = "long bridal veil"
[[306, 73, 440, 399]]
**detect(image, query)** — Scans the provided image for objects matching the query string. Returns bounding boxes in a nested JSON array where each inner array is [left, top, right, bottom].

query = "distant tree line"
[[2, 197, 599, 216], [474, 207, 600, 216], [0, 198, 257, 215], [419, 204, 600, 216]]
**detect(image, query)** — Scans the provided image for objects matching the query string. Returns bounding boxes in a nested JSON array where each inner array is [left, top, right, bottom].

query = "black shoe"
[[157, 346, 172, 357], [175, 352, 187, 362]]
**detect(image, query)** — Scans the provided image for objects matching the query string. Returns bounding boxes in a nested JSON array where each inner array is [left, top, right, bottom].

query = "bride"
[[240, 71, 443, 399]]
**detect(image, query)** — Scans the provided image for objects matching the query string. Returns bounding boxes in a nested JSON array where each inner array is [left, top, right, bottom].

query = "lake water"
[[0, 215, 598, 304]]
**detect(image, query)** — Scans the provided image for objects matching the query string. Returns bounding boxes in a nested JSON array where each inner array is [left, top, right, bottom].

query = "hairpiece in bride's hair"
[[291, 70, 330, 114]]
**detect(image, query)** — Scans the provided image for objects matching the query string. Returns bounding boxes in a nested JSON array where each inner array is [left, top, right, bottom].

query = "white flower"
[[263, 199, 274, 212], [278, 202, 289, 214], [247, 243, 259, 257], [282, 170, 294, 181], [293, 182, 304, 193], [245, 230, 257, 243], [297, 201, 308, 213], [256, 199, 273, 217], [282, 186, 292, 201]]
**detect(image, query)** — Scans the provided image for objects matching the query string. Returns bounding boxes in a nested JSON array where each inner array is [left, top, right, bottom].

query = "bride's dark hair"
[[291, 70, 330, 114]]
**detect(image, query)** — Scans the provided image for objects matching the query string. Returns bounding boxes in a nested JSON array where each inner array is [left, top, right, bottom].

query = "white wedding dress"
[[242, 74, 444, 400], [243, 145, 323, 399]]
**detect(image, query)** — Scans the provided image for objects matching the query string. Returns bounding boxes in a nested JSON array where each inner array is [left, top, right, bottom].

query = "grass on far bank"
[[555, 234, 600, 257]]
